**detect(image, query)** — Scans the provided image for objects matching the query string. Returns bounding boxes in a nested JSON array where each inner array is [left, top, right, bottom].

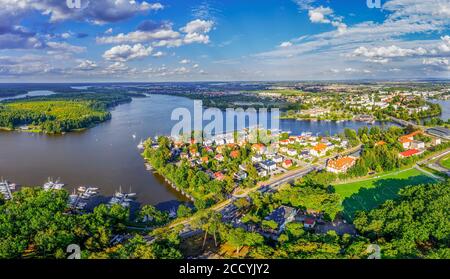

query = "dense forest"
[[0, 93, 138, 133]]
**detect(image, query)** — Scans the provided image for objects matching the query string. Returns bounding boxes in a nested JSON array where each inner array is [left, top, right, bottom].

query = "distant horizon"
[[1, 78, 450, 85]]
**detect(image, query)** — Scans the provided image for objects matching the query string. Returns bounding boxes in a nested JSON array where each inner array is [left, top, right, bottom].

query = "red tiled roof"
[[399, 149, 420, 157]]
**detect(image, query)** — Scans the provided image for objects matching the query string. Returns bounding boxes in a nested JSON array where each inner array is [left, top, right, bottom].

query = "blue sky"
[[0, 0, 449, 82]]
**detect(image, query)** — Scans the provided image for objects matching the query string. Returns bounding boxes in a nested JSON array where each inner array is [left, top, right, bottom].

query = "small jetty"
[[109, 187, 137, 208], [43, 178, 65, 191], [0, 179, 16, 200], [68, 186, 99, 210]]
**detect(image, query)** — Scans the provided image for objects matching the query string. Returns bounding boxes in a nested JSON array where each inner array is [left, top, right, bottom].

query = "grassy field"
[[441, 155, 450, 169], [334, 168, 436, 220]]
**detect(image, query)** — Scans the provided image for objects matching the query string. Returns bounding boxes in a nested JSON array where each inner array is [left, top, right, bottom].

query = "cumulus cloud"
[[76, 60, 98, 71], [352, 45, 428, 59], [179, 59, 191, 64], [103, 44, 153, 62], [96, 19, 215, 46], [305, 5, 347, 33]]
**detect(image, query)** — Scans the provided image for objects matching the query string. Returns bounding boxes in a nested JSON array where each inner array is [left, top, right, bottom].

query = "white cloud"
[[180, 19, 214, 44], [152, 51, 165, 57], [352, 45, 428, 59], [308, 6, 333, 24], [179, 59, 191, 64], [439, 35, 450, 52], [423, 57, 449, 66], [97, 29, 180, 44], [103, 44, 153, 62], [181, 19, 214, 34], [76, 60, 98, 71], [96, 19, 215, 46], [279, 41, 293, 48]]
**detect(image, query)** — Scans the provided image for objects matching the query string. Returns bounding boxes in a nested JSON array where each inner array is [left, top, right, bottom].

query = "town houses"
[[162, 129, 352, 190]]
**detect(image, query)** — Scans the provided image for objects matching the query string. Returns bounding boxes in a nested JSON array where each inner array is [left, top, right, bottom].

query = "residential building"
[[282, 159, 293, 169], [287, 149, 298, 157], [264, 206, 298, 234], [260, 160, 277, 172], [326, 156, 357, 173], [252, 154, 263, 163], [310, 143, 328, 157], [399, 149, 422, 158]]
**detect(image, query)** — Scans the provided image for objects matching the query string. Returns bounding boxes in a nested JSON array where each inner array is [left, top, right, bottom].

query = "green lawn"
[[441, 155, 450, 169], [334, 168, 436, 220]]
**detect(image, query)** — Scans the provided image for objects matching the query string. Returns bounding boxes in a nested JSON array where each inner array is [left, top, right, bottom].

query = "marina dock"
[[0, 180, 15, 200]]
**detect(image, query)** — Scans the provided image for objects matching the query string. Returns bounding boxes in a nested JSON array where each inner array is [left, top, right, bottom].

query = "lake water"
[[430, 99, 450, 121], [0, 90, 56, 102], [0, 94, 394, 206]]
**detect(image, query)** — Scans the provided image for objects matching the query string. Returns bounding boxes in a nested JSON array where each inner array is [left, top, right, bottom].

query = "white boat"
[[77, 186, 87, 192], [132, 134, 137, 139], [43, 178, 65, 191], [137, 139, 145, 150]]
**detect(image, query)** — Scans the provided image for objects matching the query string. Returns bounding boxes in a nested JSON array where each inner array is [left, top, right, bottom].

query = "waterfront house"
[[326, 156, 357, 174], [264, 206, 298, 234]]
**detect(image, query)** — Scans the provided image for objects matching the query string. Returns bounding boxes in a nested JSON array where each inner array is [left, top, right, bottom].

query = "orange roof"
[[375, 141, 386, 146], [399, 137, 413, 144], [230, 150, 240, 159], [399, 131, 423, 142], [399, 149, 420, 157], [313, 143, 327, 152], [201, 156, 209, 163], [327, 156, 356, 170], [252, 143, 266, 150]]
